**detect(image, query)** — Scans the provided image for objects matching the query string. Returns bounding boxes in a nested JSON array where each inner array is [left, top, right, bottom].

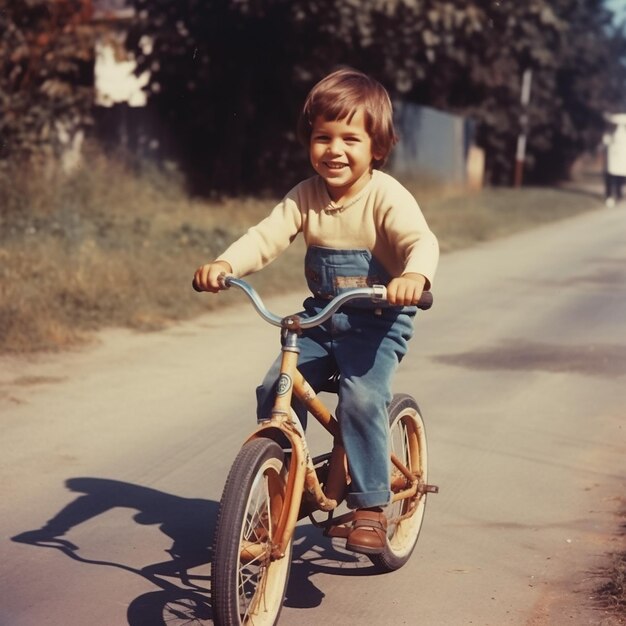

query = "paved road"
[[1, 205, 625, 626]]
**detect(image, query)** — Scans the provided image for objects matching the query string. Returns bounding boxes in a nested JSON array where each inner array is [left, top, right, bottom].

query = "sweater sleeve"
[[216, 194, 303, 277], [379, 186, 439, 289]]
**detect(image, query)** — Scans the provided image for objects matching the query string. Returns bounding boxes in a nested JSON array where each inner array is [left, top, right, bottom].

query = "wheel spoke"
[[213, 439, 292, 625], [368, 395, 429, 572], [238, 474, 271, 617]]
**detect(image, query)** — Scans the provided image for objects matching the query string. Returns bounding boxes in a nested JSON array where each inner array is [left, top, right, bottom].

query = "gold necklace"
[[322, 176, 372, 215]]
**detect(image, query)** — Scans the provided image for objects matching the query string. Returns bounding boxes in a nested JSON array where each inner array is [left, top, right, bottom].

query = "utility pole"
[[514, 68, 532, 187]]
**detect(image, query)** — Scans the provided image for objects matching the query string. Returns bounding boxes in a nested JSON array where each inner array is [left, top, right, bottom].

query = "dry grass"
[[0, 150, 605, 354], [0, 149, 304, 353], [415, 184, 604, 253], [596, 551, 626, 614], [590, 503, 626, 623]]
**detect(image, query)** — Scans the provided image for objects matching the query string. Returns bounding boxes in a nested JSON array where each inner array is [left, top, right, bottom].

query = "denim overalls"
[[256, 246, 416, 509]]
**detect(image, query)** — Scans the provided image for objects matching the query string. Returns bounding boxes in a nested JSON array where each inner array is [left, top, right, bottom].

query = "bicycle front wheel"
[[369, 393, 429, 572], [212, 438, 292, 626]]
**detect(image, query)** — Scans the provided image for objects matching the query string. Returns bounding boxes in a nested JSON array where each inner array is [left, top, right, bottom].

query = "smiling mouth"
[[324, 162, 347, 170]]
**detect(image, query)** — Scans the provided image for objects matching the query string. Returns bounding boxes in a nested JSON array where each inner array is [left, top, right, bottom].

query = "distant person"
[[603, 121, 626, 207]]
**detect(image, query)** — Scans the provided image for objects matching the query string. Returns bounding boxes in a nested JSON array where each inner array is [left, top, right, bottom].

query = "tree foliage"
[[127, 0, 626, 190], [0, 0, 95, 168], [2, 0, 626, 189]]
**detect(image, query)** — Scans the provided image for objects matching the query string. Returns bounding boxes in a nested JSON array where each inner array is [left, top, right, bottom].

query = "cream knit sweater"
[[218, 170, 439, 289]]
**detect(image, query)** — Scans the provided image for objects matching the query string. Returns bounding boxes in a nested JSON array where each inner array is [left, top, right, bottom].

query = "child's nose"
[[326, 138, 343, 155]]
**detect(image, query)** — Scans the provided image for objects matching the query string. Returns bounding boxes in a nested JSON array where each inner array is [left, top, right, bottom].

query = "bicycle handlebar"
[[196, 275, 432, 329]]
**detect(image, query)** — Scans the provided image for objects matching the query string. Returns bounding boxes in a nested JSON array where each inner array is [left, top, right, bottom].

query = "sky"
[[605, 0, 626, 24]]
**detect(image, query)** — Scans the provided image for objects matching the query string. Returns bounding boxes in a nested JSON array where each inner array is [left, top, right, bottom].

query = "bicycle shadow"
[[11, 477, 218, 625], [12, 477, 381, 620], [284, 520, 380, 610]]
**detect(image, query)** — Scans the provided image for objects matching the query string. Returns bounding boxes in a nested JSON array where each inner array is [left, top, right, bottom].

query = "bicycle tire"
[[369, 393, 429, 572], [212, 438, 292, 626]]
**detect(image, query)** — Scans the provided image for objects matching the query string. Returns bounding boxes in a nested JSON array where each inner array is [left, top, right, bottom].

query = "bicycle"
[[201, 275, 438, 626]]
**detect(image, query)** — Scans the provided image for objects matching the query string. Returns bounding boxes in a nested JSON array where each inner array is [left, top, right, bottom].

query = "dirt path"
[[1, 205, 625, 626]]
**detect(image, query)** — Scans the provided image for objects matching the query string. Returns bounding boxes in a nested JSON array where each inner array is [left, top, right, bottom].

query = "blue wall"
[[389, 101, 474, 184]]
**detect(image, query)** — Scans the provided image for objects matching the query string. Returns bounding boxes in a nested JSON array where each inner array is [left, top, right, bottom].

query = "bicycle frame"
[[226, 276, 430, 561], [244, 319, 343, 558]]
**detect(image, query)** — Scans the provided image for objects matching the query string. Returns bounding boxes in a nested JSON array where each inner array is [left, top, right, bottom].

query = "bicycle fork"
[[245, 319, 346, 559]]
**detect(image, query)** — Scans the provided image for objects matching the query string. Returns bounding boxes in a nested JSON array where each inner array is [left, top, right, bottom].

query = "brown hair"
[[297, 68, 398, 168]]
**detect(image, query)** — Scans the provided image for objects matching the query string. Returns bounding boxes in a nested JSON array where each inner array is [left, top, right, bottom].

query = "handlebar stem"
[[223, 276, 387, 329]]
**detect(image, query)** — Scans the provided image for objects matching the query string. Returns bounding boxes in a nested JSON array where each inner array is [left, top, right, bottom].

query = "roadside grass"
[[592, 504, 626, 625], [0, 151, 605, 354], [596, 550, 626, 615]]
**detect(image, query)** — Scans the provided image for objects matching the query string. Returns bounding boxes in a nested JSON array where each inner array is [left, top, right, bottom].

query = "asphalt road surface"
[[1, 204, 625, 626]]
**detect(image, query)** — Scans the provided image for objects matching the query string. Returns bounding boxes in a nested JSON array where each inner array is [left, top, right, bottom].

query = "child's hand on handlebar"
[[386, 273, 427, 306], [193, 260, 233, 293]]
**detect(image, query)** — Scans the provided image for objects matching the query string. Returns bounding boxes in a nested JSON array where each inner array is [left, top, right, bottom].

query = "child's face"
[[309, 107, 381, 202]]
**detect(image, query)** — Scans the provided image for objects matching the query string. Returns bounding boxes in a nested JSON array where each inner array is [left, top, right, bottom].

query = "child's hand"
[[193, 260, 233, 293], [386, 273, 427, 306]]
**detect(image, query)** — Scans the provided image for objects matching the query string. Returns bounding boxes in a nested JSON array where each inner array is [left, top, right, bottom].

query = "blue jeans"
[[256, 299, 415, 509]]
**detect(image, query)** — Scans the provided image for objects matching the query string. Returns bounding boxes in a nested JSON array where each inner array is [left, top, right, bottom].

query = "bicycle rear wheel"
[[212, 438, 292, 626], [369, 393, 429, 572]]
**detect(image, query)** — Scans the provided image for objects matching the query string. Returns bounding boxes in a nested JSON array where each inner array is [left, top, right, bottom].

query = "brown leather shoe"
[[346, 508, 388, 555]]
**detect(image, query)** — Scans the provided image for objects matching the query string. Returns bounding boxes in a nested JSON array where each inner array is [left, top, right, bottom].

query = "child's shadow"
[[11, 477, 218, 625], [12, 477, 380, 623]]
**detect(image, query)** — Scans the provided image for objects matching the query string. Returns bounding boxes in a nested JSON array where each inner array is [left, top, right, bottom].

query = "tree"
[[358, 0, 626, 183], [529, 0, 626, 181], [0, 0, 95, 170], [129, 0, 626, 190], [3, 0, 625, 190]]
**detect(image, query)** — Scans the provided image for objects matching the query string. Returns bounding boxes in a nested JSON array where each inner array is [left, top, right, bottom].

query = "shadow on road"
[[11, 477, 217, 625], [11, 477, 386, 623], [283, 521, 381, 611]]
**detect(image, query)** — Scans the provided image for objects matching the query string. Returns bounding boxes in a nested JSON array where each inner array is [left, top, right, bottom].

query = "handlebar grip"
[[192, 272, 231, 292], [417, 291, 433, 310]]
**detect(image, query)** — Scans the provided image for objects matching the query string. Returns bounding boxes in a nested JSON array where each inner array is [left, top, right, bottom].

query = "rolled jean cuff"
[[346, 489, 391, 510]]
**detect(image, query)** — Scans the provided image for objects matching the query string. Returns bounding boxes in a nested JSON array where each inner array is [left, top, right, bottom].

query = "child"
[[193, 68, 439, 554]]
